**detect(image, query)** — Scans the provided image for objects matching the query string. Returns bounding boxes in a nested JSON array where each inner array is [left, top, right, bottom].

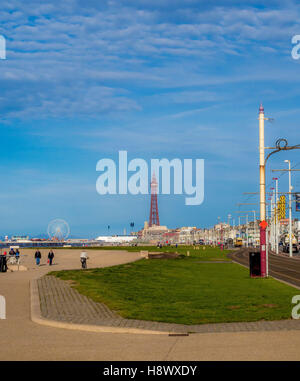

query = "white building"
[[95, 235, 137, 244]]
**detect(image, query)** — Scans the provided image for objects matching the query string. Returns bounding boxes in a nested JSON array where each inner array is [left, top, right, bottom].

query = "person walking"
[[48, 250, 54, 266], [15, 249, 20, 264], [34, 250, 41, 266], [80, 251, 88, 269]]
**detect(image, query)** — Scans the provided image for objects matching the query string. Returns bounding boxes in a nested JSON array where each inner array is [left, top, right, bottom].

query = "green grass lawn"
[[50, 246, 297, 325]]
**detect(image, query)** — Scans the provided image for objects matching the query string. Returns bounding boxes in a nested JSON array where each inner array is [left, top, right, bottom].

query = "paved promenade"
[[1, 248, 300, 360], [38, 275, 300, 334]]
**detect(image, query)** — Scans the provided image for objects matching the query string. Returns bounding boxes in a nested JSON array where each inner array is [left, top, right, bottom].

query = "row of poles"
[[217, 104, 299, 277], [258, 104, 299, 276]]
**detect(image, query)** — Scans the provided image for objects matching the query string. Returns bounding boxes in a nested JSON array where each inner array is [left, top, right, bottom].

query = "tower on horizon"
[[149, 172, 160, 227]]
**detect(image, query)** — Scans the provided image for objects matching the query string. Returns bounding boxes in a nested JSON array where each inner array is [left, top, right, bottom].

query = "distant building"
[[177, 227, 197, 244], [95, 235, 137, 244], [11, 235, 30, 243], [141, 224, 168, 243]]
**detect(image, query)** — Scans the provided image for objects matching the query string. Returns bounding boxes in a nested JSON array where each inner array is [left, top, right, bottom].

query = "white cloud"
[[0, 0, 300, 121]]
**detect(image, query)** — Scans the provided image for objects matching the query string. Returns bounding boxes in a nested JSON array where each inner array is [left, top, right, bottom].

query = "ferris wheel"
[[47, 219, 70, 241]]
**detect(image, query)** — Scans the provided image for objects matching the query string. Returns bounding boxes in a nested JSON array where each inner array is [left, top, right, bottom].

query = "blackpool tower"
[[149, 172, 160, 227]]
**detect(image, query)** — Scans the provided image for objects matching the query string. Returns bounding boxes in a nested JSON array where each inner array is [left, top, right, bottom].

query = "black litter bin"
[[0, 255, 7, 273], [249, 251, 261, 277]]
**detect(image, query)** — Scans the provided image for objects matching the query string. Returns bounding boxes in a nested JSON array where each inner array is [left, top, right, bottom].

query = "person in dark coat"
[[0, 252, 7, 272], [34, 250, 41, 266], [9, 248, 15, 256], [15, 249, 20, 264], [48, 250, 54, 266]]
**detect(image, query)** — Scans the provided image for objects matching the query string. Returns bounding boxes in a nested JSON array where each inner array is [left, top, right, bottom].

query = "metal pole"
[[259, 104, 267, 277], [227, 214, 231, 244], [270, 195, 274, 251], [266, 226, 269, 277], [272, 193, 276, 251], [221, 222, 223, 250], [286, 160, 293, 257], [275, 178, 279, 255], [252, 210, 256, 247], [246, 214, 249, 248]]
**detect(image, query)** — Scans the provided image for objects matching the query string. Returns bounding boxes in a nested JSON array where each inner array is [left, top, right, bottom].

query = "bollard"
[[140, 250, 149, 259], [187, 251, 190, 257]]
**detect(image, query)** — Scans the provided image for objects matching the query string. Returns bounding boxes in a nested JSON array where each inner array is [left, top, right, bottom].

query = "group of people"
[[0, 248, 21, 272], [2, 248, 21, 257], [9, 248, 20, 259], [1, 248, 89, 269], [34, 250, 88, 268], [34, 249, 55, 266], [1, 248, 21, 264]]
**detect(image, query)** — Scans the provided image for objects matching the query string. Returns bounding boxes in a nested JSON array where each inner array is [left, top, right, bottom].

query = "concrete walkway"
[[1, 248, 300, 360]]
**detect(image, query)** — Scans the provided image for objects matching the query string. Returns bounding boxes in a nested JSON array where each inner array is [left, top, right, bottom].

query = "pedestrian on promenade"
[[15, 249, 20, 264], [80, 251, 88, 269], [34, 250, 41, 266], [9, 248, 15, 256], [48, 250, 54, 266]]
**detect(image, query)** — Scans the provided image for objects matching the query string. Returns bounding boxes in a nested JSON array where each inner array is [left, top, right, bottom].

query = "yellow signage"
[[277, 195, 286, 221]]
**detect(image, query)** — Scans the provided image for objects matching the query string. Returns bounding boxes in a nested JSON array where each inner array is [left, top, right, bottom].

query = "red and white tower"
[[149, 172, 160, 227]]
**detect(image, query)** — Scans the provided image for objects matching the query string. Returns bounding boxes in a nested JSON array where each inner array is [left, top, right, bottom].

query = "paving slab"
[[34, 273, 300, 335]]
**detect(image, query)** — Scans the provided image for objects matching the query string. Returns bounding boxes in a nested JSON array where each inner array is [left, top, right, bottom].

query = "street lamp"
[[258, 104, 267, 276], [217, 216, 221, 246], [246, 214, 249, 247], [257, 105, 300, 276], [284, 160, 293, 257], [272, 177, 279, 255], [218, 217, 224, 250]]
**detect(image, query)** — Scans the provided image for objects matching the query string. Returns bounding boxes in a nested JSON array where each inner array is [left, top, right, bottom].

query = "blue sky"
[[0, 0, 299, 237]]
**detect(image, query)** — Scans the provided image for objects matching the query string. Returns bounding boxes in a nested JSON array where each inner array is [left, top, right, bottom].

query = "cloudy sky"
[[0, 0, 299, 237]]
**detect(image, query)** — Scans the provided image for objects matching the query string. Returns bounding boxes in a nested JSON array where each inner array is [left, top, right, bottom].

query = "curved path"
[[1, 248, 300, 360]]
